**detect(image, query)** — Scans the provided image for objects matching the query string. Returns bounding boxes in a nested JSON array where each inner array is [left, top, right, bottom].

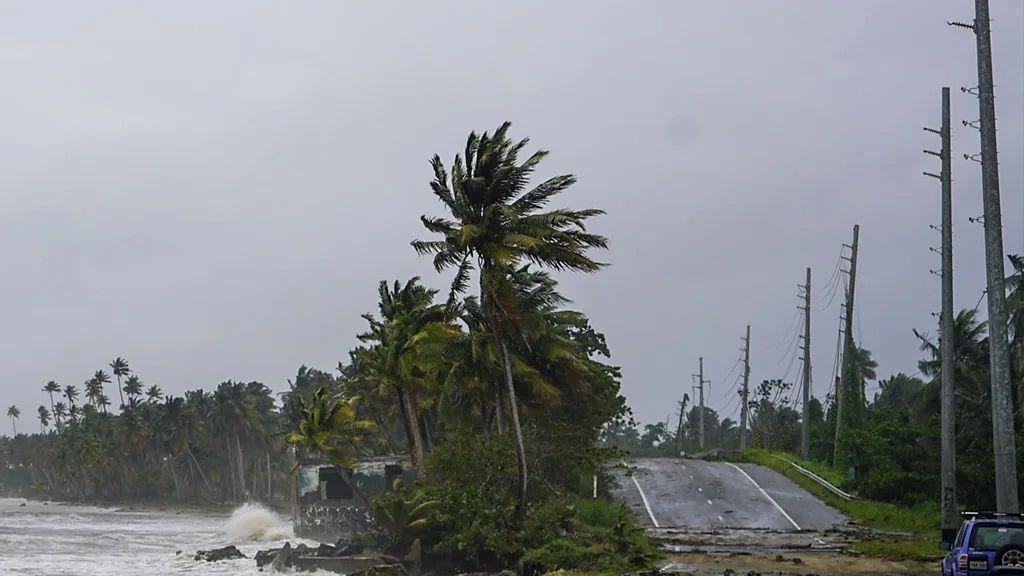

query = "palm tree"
[[53, 402, 67, 427], [916, 309, 991, 416], [92, 370, 111, 409], [85, 378, 102, 407], [63, 385, 79, 418], [145, 385, 163, 404], [42, 381, 60, 420], [110, 357, 130, 409], [285, 386, 375, 470], [354, 278, 456, 476], [213, 381, 260, 501], [413, 123, 606, 520], [123, 375, 143, 408], [7, 405, 20, 435], [37, 406, 51, 433], [1006, 254, 1024, 414], [96, 394, 111, 414]]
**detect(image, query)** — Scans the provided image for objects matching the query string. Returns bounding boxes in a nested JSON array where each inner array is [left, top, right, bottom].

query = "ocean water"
[[0, 497, 316, 575]]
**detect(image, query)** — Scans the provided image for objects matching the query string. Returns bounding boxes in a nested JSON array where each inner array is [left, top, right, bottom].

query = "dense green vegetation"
[[0, 123, 653, 572], [609, 254, 1024, 515]]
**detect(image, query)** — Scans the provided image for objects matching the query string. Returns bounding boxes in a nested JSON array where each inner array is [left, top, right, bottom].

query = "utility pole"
[[925, 87, 957, 541], [834, 225, 859, 467], [740, 325, 751, 450], [950, 0, 1019, 514], [801, 268, 812, 461], [693, 358, 710, 450]]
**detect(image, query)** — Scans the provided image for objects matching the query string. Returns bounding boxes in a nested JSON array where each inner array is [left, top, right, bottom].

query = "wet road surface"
[[612, 458, 847, 531]]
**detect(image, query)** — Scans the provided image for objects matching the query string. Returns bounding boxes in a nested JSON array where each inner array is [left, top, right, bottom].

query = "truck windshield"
[[969, 524, 1024, 551]]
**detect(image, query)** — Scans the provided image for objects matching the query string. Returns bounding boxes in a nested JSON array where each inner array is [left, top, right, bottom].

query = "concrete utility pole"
[[801, 268, 812, 461], [950, 0, 1019, 513], [925, 87, 957, 540], [693, 358, 710, 450], [740, 325, 751, 450], [834, 225, 859, 467]]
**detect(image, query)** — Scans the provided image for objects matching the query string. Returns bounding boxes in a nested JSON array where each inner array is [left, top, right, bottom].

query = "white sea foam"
[[224, 502, 293, 542], [0, 498, 307, 575]]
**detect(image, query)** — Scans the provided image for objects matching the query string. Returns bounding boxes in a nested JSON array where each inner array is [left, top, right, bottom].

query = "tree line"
[[608, 254, 1024, 511], [1, 123, 654, 572]]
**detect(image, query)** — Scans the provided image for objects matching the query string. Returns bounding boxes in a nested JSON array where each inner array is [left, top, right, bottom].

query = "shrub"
[[518, 497, 658, 574]]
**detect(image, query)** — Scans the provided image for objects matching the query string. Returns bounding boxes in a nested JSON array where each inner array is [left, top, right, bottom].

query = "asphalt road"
[[612, 458, 847, 531]]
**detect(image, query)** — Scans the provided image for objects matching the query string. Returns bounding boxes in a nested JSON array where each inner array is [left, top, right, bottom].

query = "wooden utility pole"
[[740, 325, 751, 450], [925, 87, 958, 542], [801, 268, 812, 461], [693, 358, 710, 450], [834, 225, 859, 468], [949, 0, 1019, 514]]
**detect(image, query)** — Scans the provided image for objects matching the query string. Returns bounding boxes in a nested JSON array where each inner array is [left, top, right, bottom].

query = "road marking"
[[725, 462, 801, 530], [624, 462, 660, 528]]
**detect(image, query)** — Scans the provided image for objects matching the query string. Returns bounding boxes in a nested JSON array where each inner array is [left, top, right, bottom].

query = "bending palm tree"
[[285, 386, 375, 469], [146, 385, 163, 404], [43, 381, 60, 422], [37, 406, 50, 433], [63, 385, 79, 422], [412, 122, 606, 521], [7, 405, 20, 435], [123, 375, 143, 408], [110, 357, 130, 410], [354, 277, 456, 476]]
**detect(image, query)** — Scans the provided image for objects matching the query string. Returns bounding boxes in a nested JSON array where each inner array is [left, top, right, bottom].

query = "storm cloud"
[[1, 1, 1021, 434]]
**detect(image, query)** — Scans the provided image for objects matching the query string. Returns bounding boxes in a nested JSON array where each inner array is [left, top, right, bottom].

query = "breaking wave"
[[224, 503, 293, 542]]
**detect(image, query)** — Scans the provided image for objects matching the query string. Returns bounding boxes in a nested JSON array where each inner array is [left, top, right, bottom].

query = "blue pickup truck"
[[942, 512, 1024, 575]]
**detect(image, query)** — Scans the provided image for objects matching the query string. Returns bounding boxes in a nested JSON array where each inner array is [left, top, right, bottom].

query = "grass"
[[732, 449, 944, 562]]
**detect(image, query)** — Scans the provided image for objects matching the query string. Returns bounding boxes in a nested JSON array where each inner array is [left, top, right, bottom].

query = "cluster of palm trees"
[[3, 124, 622, 516], [29, 361, 163, 435], [282, 123, 618, 522], [2, 359, 285, 503]]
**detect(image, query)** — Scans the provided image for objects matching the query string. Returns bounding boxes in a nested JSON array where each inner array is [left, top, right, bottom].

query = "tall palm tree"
[[123, 375, 143, 408], [42, 381, 60, 420], [412, 122, 607, 520], [93, 370, 111, 408], [37, 406, 51, 433], [7, 405, 20, 435], [53, 402, 67, 427], [916, 309, 991, 415], [354, 277, 456, 476], [110, 357, 130, 409], [145, 385, 163, 404], [213, 381, 260, 501], [63, 385, 79, 418], [85, 378, 103, 407]]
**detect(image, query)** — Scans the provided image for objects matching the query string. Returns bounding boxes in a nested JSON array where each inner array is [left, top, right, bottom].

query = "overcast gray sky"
[[2, 1, 1022, 435]]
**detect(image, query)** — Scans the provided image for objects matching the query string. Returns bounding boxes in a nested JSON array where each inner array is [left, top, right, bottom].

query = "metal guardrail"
[[772, 455, 856, 501]]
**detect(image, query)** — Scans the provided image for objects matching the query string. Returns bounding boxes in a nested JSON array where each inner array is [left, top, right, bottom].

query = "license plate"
[[969, 560, 987, 570]]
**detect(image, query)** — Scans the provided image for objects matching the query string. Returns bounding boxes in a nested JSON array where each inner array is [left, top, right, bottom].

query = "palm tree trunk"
[[115, 375, 125, 410], [497, 337, 528, 525], [396, 387, 425, 477], [225, 434, 236, 501], [235, 433, 247, 501], [494, 387, 507, 434], [184, 442, 213, 493]]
